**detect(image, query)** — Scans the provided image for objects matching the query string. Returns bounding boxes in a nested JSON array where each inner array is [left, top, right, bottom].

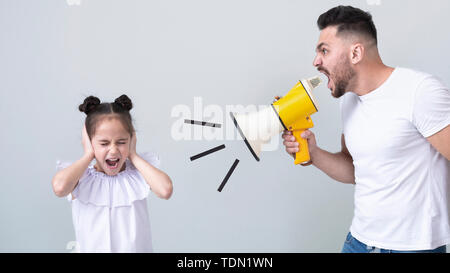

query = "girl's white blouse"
[[56, 153, 159, 253]]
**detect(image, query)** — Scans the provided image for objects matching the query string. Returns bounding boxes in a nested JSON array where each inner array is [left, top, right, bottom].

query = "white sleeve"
[[55, 160, 89, 202], [56, 160, 72, 171], [130, 152, 161, 193], [55, 160, 75, 202], [412, 76, 450, 138]]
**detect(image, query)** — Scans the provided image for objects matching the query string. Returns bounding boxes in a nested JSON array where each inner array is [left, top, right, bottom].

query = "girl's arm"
[[52, 125, 94, 198], [128, 133, 173, 200]]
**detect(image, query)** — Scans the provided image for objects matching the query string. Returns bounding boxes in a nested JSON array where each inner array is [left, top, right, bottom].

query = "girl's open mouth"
[[106, 158, 120, 169]]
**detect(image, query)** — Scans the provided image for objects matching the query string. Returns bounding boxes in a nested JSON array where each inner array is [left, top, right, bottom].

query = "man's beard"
[[332, 57, 356, 98], [319, 57, 356, 98]]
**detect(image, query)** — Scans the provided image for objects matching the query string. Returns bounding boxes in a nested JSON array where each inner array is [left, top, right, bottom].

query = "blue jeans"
[[342, 232, 447, 253]]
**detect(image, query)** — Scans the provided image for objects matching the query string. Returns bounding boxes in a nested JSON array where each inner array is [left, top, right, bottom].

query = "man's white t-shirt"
[[341, 67, 450, 250]]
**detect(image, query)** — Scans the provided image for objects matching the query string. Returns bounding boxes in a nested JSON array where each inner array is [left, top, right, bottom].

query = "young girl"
[[52, 95, 173, 253]]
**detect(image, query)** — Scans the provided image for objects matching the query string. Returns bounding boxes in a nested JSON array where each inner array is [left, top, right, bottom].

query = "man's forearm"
[[310, 148, 355, 184]]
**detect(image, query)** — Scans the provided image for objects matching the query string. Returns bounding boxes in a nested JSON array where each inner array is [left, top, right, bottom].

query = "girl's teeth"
[[106, 159, 120, 167]]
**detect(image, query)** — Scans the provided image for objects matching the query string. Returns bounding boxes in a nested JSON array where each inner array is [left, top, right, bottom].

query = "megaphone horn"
[[230, 76, 322, 165], [230, 105, 284, 161]]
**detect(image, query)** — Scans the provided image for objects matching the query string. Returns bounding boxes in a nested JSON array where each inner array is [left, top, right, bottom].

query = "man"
[[282, 5, 450, 253]]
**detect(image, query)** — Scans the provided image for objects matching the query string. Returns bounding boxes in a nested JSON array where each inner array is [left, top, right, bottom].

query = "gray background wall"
[[1, 0, 449, 252]]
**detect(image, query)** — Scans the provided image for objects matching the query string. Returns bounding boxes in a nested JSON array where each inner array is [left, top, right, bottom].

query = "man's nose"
[[313, 54, 322, 67]]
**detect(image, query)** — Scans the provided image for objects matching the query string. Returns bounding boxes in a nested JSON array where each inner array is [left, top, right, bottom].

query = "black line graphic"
[[217, 159, 240, 192], [190, 144, 226, 161], [184, 119, 222, 128]]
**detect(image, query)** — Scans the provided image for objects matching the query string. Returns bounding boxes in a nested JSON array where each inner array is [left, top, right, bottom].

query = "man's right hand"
[[282, 129, 318, 160], [282, 130, 355, 184]]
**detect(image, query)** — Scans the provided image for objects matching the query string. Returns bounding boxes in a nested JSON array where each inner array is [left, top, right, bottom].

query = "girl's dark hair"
[[79, 94, 134, 139], [317, 5, 378, 45]]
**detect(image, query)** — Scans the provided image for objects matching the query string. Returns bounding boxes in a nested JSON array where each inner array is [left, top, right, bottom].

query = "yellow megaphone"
[[230, 76, 321, 165]]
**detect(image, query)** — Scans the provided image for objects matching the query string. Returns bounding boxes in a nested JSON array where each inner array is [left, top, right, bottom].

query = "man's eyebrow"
[[316, 42, 329, 52], [117, 138, 128, 141]]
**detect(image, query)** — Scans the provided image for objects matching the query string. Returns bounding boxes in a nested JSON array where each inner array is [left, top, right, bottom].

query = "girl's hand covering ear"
[[129, 131, 137, 159], [82, 125, 95, 159]]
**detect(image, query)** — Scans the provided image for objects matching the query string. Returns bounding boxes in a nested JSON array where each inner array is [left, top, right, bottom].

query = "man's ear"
[[350, 43, 364, 64]]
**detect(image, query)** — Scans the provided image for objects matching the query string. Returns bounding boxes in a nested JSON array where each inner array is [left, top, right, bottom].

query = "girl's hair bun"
[[114, 94, 133, 111], [79, 96, 101, 115]]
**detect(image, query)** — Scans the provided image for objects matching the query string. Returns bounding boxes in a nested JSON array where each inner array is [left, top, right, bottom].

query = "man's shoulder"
[[394, 67, 434, 85], [396, 67, 447, 93], [384, 67, 445, 103]]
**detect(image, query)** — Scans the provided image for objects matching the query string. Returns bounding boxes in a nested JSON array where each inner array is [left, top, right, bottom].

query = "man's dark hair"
[[317, 5, 377, 45]]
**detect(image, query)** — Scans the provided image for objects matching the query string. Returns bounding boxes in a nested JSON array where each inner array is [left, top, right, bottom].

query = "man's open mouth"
[[319, 69, 332, 90]]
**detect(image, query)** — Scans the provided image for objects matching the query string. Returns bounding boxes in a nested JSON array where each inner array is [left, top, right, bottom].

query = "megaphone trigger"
[[292, 128, 311, 165]]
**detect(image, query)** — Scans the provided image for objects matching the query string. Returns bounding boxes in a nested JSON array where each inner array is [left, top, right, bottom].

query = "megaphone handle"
[[293, 129, 310, 165]]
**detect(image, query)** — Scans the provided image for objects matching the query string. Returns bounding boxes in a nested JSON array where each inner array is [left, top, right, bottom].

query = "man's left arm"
[[427, 125, 450, 160]]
